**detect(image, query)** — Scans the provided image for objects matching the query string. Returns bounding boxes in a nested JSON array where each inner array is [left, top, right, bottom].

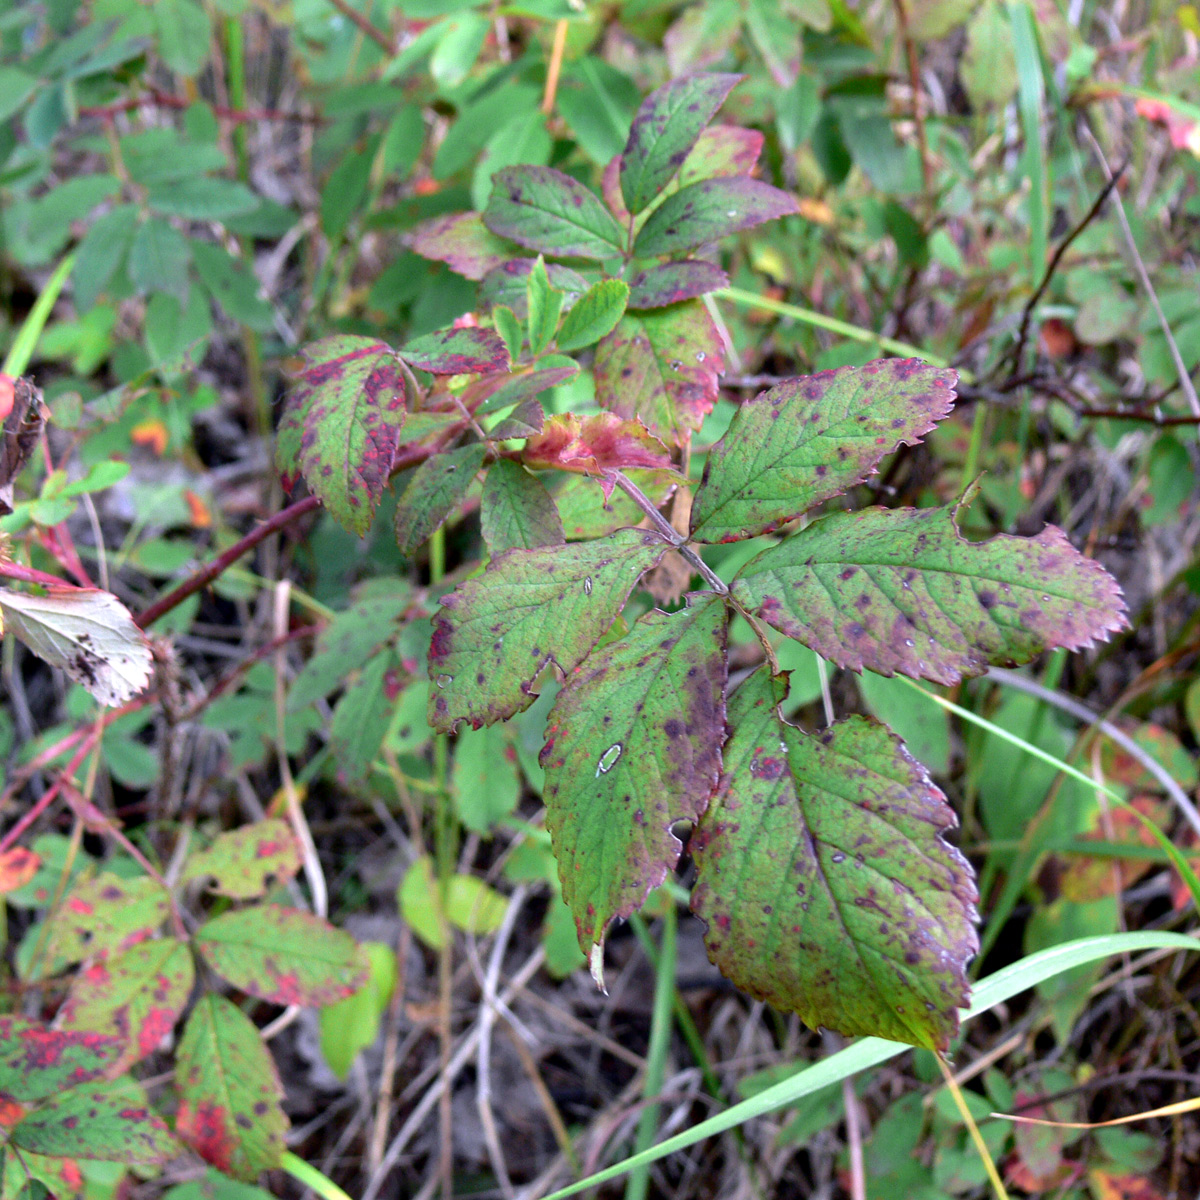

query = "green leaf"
[[428, 528, 668, 732], [479, 259, 590, 319], [480, 459, 564, 554], [620, 73, 741, 215], [328, 653, 396, 783], [11, 1083, 177, 1164], [734, 504, 1129, 684], [318, 942, 397, 1080], [47, 874, 170, 965], [556, 279, 629, 352], [399, 327, 509, 375], [181, 819, 302, 899], [283, 336, 409, 536], [430, 12, 489, 87], [452, 723, 521, 833], [0, 67, 36, 123], [543, 600, 728, 974], [492, 305, 524, 361], [194, 906, 369, 1006], [394, 443, 488, 554], [73, 204, 140, 311], [690, 359, 957, 543], [0, 1019, 119, 1101], [592, 301, 724, 445], [191, 241, 275, 332], [691, 670, 977, 1049], [146, 177, 260, 220], [627, 261, 727, 309], [483, 166, 625, 260], [397, 857, 509, 949], [409, 213, 516, 281], [463, 357, 579, 417], [557, 58, 638, 165], [526, 257, 563, 358], [175, 995, 287, 1180], [154, 0, 211, 76], [58, 938, 194, 1074], [634, 177, 799, 258], [128, 218, 191, 303]]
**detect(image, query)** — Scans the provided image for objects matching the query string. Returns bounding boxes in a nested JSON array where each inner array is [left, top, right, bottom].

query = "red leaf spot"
[[176, 1098, 236, 1171]]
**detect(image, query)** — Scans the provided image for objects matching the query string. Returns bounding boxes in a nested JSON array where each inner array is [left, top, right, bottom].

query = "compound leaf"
[[483, 166, 624, 260], [480, 459, 564, 554], [284, 336, 408, 536], [634, 177, 799, 258], [732, 505, 1129, 684], [0, 1019, 118, 1101], [394, 443, 488, 554], [428, 529, 668, 733], [58, 938, 194, 1075], [690, 669, 978, 1049], [690, 359, 957, 542], [399, 327, 509, 376], [593, 302, 724, 445], [542, 599, 728, 979], [620, 73, 741, 215], [175, 994, 287, 1180], [194, 906, 368, 1007], [181, 819, 302, 900], [628, 260, 729, 309]]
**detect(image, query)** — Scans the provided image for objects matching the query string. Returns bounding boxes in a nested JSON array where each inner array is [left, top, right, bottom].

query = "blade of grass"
[[539, 932, 1200, 1200], [282, 1151, 356, 1200], [3, 253, 75, 377]]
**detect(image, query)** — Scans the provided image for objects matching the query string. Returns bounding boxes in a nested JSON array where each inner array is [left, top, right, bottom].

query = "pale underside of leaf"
[[690, 359, 957, 543], [427, 528, 669, 733], [691, 669, 978, 1049], [732, 505, 1128, 684], [541, 600, 728, 971]]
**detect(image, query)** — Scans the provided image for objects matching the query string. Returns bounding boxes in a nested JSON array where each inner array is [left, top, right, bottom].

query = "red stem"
[[0, 561, 70, 588], [79, 87, 321, 125], [0, 732, 98, 855]]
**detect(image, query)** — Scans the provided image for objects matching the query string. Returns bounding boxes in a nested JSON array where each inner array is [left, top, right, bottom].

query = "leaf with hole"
[[427, 529, 668, 733], [731, 504, 1129, 684], [690, 360, 957, 543], [690, 670, 978, 1048]]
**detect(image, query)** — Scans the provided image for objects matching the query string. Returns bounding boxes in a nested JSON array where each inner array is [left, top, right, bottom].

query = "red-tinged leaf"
[[678, 124, 765, 186], [521, 412, 675, 476], [1134, 97, 1200, 156], [0, 848, 39, 895], [620, 73, 742, 215], [690, 360, 957, 543], [428, 529, 669, 733], [593, 302, 725, 445], [284, 335, 409, 536], [47, 874, 170, 965], [628, 260, 729, 309], [690, 670, 978, 1049], [10, 1082, 177, 1164], [483, 166, 625, 260], [407, 212, 517, 280], [542, 600, 728, 975], [480, 459, 564, 554], [1057, 796, 1167, 903], [478, 259, 589, 318], [394, 443, 488, 555], [399, 327, 509, 376], [194, 906, 369, 1006], [1089, 1170, 1170, 1200], [0, 1019, 119, 1101], [489, 397, 545, 439], [181, 819, 302, 900], [175, 994, 287, 1180], [462, 357, 579, 418], [732, 505, 1129, 685], [0, 1147, 86, 1198], [58, 938, 194, 1075], [634, 177, 799, 258], [551, 469, 679, 541]]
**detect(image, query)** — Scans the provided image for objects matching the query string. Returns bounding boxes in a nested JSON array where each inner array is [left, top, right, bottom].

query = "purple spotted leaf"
[[175, 994, 287, 1180], [483, 166, 625, 260], [462, 356, 579, 418], [480, 459, 564, 555], [593, 301, 725, 445], [394, 443, 488, 555], [620, 73, 742, 215], [408, 212, 518, 280], [280, 336, 409, 536], [489, 397, 545, 439], [732, 504, 1129, 684], [634, 177, 799, 259], [46, 873, 170, 965], [690, 360, 958, 543], [0, 1019, 119, 1101], [628, 260, 729, 309], [181, 818, 302, 900], [58, 938, 194, 1076], [691, 669, 978, 1049], [10, 1082, 177, 1164], [399, 327, 509, 376], [542, 599, 727, 982], [678, 124, 765, 186], [0, 1146, 87, 1197], [193, 906, 369, 1007], [427, 529, 669, 733], [478, 259, 589, 319]]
